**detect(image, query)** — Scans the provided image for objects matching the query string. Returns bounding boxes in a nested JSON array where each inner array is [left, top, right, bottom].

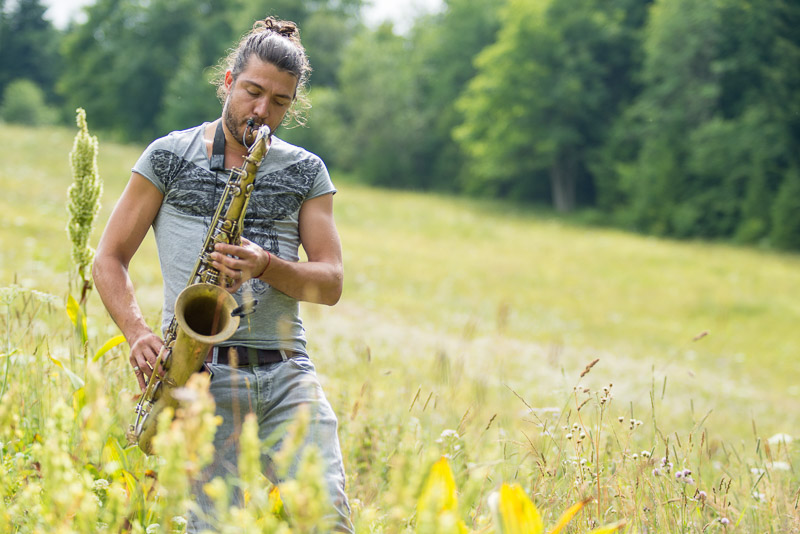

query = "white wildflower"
[[767, 433, 793, 446], [767, 461, 791, 471]]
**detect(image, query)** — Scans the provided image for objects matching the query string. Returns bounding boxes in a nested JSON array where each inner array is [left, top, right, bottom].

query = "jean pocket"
[[288, 355, 315, 373]]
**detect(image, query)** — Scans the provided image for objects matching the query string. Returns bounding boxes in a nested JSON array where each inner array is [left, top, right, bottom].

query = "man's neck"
[[222, 120, 249, 162], [205, 119, 248, 170]]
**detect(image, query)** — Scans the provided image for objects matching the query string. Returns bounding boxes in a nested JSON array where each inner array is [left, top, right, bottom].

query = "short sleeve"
[[306, 156, 336, 201], [132, 138, 169, 195]]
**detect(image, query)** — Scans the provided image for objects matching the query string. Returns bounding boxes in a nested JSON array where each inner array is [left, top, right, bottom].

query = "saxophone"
[[128, 122, 272, 454]]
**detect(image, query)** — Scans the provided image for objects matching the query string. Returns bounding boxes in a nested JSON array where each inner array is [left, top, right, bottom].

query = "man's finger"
[[214, 242, 241, 256]]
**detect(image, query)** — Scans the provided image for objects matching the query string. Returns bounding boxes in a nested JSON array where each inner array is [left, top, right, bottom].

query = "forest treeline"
[[2, 0, 799, 249]]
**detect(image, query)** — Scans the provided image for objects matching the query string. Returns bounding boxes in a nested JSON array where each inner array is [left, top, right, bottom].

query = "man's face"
[[222, 57, 298, 147]]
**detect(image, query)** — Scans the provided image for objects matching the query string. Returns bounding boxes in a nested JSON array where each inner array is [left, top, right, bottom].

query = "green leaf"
[[66, 294, 88, 344], [494, 483, 544, 534], [73, 386, 86, 414], [84, 462, 102, 478], [103, 437, 139, 497], [120, 469, 138, 498], [418, 457, 459, 516], [0, 349, 19, 360], [93, 334, 126, 362], [587, 521, 627, 534], [49, 353, 85, 390], [549, 498, 590, 534], [103, 435, 128, 470], [66, 294, 80, 326], [416, 457, 469, 533]]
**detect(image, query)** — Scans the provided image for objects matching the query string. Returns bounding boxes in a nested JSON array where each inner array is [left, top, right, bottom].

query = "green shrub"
[[770, 170, 800, 251], [0, 79, 57, 126]]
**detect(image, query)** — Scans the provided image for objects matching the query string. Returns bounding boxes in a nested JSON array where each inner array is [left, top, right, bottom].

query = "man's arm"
[[210, 192, 343, 305], [92, 173, 164, 390]]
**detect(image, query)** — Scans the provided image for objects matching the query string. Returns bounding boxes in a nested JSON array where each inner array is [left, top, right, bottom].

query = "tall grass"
[[1, 123, 799, 531]]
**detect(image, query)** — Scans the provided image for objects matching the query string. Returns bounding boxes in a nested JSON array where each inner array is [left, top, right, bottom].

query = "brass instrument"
[[128, 122, 272, 454]]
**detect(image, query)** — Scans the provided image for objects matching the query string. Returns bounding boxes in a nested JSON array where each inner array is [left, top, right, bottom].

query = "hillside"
[[2, 123, 799, 530]]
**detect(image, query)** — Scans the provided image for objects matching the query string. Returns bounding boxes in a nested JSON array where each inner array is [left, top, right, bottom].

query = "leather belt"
[[207, 345, 298, 367]]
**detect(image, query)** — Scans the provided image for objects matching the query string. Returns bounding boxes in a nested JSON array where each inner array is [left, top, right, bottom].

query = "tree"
[[232, 0, 363, 89], [454, 0, 647, 211], [771, 169, 800, 250], [157, 37, 222, 134], [59, 0, 196, 140], [58, 0, 363, 141], [301, 5, 363, 88], [334, 23, 429, 187], [296, 0, 502, 191], [620, 0, 800, 242], [0, 0, 61, 104], [158, 0, 247, 133], [408, 0, 502, 191]]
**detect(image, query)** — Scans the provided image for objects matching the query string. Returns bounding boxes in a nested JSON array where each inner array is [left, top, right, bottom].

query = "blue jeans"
[[186, 355, 353, 533]]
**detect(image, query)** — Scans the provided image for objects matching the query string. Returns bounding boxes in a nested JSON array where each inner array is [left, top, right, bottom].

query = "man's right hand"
[[128, 331, 164, 391]]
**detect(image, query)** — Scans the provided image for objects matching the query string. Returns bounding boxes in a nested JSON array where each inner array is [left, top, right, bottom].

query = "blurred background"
[[1, 0, 799, 250]]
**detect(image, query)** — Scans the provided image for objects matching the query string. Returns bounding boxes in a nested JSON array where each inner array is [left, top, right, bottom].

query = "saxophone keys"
[[126, 428, 139, 445], [146, 380, 163, 402]]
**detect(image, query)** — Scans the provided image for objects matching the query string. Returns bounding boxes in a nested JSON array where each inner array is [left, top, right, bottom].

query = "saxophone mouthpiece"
[[244, 118, 258, 147], [244, 118, 271, 148]]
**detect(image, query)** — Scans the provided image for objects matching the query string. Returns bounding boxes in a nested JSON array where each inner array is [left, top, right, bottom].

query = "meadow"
[[1, 122, 799, 532]]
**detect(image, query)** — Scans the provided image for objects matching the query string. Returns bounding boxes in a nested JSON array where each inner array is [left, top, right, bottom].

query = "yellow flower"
[[417, 457, 468, 534], [491, 484, 544, 534], [489, 485, 626, 534]]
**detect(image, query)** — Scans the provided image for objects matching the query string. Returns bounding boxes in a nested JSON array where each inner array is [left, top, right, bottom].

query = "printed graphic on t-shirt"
[[149, 149, 320, 296]]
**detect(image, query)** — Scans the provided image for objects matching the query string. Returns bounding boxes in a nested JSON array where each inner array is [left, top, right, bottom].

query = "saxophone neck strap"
[[210, 120, 226, 172]]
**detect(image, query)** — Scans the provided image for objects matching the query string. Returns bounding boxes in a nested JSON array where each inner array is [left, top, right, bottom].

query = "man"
[[92, 17, 353, 532]]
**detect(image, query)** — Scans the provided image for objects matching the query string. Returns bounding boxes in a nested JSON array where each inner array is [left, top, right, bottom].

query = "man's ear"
[[224, 70, 234, 93]]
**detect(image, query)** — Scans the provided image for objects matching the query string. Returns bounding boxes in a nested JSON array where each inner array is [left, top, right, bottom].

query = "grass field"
[[1, 122, 800, 532]]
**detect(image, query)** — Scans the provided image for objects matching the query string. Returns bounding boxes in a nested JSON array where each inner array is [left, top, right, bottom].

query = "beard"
[[223, 98, 257, 147]]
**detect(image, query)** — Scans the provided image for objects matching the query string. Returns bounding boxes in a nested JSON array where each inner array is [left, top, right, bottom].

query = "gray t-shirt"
[[133, 122, 336, 354]]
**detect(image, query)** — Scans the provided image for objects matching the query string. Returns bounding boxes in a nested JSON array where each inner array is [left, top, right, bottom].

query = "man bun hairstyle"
[[215, 16, 312, 126]]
